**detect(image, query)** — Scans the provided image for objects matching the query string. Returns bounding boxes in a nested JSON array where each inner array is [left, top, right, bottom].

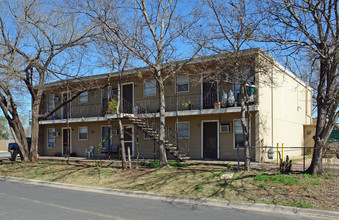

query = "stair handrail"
[[121, 98, 189, 157]]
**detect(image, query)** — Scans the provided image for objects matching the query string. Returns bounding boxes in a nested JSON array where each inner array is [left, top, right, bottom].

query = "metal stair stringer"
[[121, 100, 190, 161]]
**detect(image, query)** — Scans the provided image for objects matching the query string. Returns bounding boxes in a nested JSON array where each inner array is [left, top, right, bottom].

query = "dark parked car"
[[8, 137, 31, 161]]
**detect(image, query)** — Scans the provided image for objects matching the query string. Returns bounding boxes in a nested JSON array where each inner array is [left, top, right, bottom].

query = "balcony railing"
[[41, 91, 255, 120], [135, 92, 255, 113], [71, 104, 105, 118]]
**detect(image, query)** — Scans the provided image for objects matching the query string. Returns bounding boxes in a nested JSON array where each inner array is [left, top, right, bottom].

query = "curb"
[[1, 176, 338, 219]]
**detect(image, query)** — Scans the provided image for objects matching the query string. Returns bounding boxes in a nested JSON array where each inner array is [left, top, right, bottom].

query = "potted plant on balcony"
[[181, 100, 192, 110], [214, 101, 221, 109]]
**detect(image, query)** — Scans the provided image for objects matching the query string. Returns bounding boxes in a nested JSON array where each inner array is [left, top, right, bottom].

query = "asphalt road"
[[0, 181, 327, 220], [0, 151, 10, 160]]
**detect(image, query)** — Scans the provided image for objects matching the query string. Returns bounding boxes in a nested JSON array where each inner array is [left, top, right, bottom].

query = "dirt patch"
[[0, 161, 338, 211]]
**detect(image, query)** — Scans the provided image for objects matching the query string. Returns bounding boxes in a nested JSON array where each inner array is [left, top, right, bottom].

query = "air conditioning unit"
[[52, 131, 60, 137], [54, 96, 60, 102], [112, 129, 118, 135], [220, 124, 230, 133]]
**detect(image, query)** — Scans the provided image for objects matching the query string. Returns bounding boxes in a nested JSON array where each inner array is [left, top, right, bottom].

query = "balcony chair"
[[85, 146, 94, 159]]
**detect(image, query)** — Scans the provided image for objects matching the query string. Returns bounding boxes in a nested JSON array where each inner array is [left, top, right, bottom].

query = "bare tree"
[[201, 0, 264, 170], [95, 29, 134, 170], [0, 0, 97, 162], [85, 0, 204, 167], [259, 0, 338, 174]]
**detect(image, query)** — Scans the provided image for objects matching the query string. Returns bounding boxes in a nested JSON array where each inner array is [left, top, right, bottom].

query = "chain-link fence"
[[242, 145, 339, 173]]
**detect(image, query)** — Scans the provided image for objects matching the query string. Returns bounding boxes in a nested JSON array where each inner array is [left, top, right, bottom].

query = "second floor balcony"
[[41, 90, 256, 121]]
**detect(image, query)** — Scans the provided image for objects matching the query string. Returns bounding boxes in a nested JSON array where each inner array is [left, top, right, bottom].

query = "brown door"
[[62, 93, 70, 119], [101, 126, 111, 151], [203, 81, 217, 109], [203, 121, 218, 159], [63, 128, 71, 155], [122, 84, 133, 113]]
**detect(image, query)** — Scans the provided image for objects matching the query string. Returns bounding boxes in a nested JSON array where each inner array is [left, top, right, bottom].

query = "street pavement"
[[0, 151, 10, 160], [0, 181, 330, 220]]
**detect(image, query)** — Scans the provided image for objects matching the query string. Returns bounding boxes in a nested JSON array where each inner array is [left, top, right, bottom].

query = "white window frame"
[[176, 75, 189, 93], [47, 128, 56, 149], [78, 126, 88, 140], [176, 122, 190, 138], [233, 119, 251, 149], [144, 80, 156, 97], [79, 92, 88, 104]]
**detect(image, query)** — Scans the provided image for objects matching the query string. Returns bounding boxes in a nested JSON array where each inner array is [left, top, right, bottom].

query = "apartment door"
[[203, 121, 218, 159], [62, 92, 71, 119], [122, 83, 133, 113], [62, 128, 71, 155], [101, 126, 111, 151], [203, 81, 217, 109], [124, 127, 133, 156]]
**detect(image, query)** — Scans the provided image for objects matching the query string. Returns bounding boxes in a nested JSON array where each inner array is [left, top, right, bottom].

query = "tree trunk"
[[308, 139, 324, 174], [117, 74, 127, 170], [118, 118, 127, 170], [240, 85, 250, 171], [9, 116, 30, 162], [30, 99, 41, 162], [306, 58, 337, 174], [158, 78, 168, 167]]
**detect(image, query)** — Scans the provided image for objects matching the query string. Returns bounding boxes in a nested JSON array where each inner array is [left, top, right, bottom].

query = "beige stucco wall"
[[39, 112, 258, 161], [165, 113, 257, 160], [257, 61, 313, 162]]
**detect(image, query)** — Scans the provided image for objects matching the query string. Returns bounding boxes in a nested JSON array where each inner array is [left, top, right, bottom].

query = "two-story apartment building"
[[38, 48, 313, 162]]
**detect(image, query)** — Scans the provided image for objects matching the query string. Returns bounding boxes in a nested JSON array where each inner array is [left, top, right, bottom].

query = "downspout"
[[67, 86, 70, 156], [175, 74, 179, 149], [271, 71, 274, 149]]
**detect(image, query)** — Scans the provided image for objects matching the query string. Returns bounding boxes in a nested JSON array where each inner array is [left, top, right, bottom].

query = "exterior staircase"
[[121, 99, 190, 161]]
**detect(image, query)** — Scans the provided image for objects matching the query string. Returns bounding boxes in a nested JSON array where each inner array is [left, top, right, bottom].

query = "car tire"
[[10, 149, 18, 161]]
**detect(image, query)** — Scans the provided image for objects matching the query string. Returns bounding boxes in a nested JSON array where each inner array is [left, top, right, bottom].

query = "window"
[[176, 76, 189, 93], [79, 92, 88, 103], [47, 128, 55, 148], [47, 94, 55, 112], [233, 119, 250, 148], [144, 80, 156, 96], [78, 127, 88, 140], [176, 122, 190, 138], [111, 88, 118, 96]]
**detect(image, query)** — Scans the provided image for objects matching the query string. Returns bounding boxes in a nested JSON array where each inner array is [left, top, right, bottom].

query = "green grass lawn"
[[0, 160, 338, 211]]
